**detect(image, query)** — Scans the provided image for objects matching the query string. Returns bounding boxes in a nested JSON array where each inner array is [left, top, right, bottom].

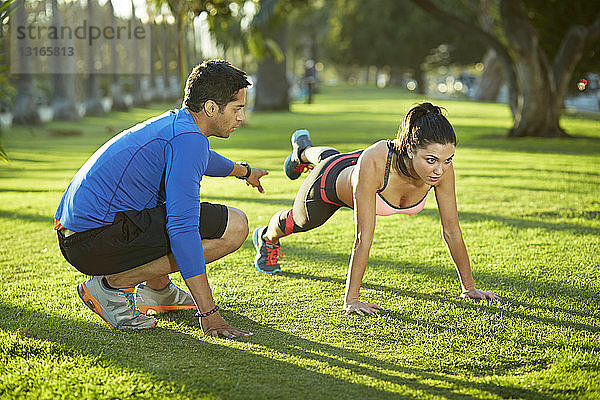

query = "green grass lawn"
[[1, 86, 599, 399]]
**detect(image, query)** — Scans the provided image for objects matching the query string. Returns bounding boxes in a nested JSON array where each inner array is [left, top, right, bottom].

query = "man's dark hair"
[[183, 60, 251, 113]]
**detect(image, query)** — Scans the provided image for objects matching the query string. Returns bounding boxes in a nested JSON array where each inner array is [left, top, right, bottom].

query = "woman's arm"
[[435, 166, 499, 300], [344, 148, 384, 315]]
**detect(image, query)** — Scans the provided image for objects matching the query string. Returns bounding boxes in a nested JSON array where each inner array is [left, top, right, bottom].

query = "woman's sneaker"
[[284, 129, 314, 180], [252, 226, 282, 273], [77, 276, 156, 330], [135, 281, 196, 315]]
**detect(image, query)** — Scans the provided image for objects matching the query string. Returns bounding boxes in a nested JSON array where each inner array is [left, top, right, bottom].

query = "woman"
[[252, 102, 499, 315]]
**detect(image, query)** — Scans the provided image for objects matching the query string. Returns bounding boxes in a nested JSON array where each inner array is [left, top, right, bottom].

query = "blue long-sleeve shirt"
[[54, 108, 235, 279]]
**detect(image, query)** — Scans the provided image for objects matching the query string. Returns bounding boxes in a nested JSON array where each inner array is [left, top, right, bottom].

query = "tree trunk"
[[108, 1, 129, 111], [552, 15, 600, 111], [130, 0, 147, 107], [85, 0, 104, 115], [13, 76, 41, 125], [508, 60, 566, 138], [501, 0, 567, 137], [11, 1, 41, 125], [176, 14, 187, 98], [85, 74, 104, 115], [148, 22, 161, 103], [162, 22, 178, 102], [254, 25, 289, 111], [50, 0, 78, 121], [52, 75, 78, 121], [388, 66, 402, 87], [412, 63, 426, 95], [476, 49, 503, 102]]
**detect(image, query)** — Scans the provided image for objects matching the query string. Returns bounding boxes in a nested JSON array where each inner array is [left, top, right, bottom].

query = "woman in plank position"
[[252, 102, 499, 315]]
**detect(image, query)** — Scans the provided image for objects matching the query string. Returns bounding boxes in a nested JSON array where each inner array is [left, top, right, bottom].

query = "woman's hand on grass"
[[344, 300, 381, 315], [200, 312, 253, 338], [460, 288, 500, 301]]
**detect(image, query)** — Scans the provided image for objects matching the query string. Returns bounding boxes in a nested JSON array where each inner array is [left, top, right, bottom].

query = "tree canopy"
[[412, 0, 600, 137], [327, 0, 485, 91]]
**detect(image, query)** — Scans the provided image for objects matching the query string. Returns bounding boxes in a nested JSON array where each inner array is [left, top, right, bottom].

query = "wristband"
[[195, 305, 220, 318], [236, 161, 251, 180]]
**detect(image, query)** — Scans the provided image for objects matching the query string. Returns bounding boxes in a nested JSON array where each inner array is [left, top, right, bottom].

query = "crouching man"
[[54, 60, 267, 338]]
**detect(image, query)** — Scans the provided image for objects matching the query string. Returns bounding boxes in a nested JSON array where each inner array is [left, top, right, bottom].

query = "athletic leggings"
[[277, 148, 364, 235]]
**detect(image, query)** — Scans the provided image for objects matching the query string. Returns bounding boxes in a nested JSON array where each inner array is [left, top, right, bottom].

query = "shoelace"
[[265, 242, 283, 266], [120, 290, 142, 317], [293, 163, 314, 174]]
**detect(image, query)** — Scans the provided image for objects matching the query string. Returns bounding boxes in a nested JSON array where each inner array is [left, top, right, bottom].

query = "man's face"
[[211, 88, 246, 138]]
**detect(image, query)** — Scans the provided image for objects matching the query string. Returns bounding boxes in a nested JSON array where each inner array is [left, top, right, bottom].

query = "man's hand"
[[460, 288, 500, 301], [200, 312, 253, 338], [343, 300, 381, 316], [245, 168, 268, 194]]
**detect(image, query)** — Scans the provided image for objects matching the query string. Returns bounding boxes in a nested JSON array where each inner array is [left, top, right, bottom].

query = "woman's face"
[[408, 142, 455, 185]]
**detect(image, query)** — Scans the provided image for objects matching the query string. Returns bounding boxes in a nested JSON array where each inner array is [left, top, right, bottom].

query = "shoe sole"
[[253, 227, 281, 274], [284, 153, 302, 180], [136, 304, 196, 315], [291, 129, 310, 147], [78, 282, 157, 330], [77, 282, 113, 327]]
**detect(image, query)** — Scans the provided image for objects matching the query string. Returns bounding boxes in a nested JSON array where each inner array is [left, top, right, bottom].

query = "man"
[[54, 60, 267, 338]]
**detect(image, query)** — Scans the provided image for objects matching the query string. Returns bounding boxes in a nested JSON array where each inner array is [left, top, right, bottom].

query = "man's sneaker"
[[77, 276, 156, 330], [284, 129, 314, 180], [252, 226, 282, 273], [135, 281, 196, 315]]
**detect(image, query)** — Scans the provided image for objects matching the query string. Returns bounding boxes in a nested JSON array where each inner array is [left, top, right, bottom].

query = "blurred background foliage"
[[0, 0, 598, 150]]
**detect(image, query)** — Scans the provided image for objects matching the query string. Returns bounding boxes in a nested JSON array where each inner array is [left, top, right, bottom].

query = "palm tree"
[[11, 0, 41, 125], [85, 0, 105, 116], [0, 0, 15, 161], [50, 0, 79, 121]]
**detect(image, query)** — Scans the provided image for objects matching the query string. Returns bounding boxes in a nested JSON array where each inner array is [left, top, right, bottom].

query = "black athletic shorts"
[[280, 150, 362, 234], [57, 202, 228, 276]]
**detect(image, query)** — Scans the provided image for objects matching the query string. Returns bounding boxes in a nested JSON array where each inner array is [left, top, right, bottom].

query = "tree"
[[108, 0, 129, 111], [525, 0, 600, 93], [412, 0, 600, 138], [11, 0, 41, 125], [130, 0, 148, 107], [0, 0, 15, 161], [251, 9, 289, 111], [327, 0, 484, 93], [249, 0, 311, 111], [189, 0, 295, 111], [85, 0, 105, 116], [50, 0, 79, 121], [163, 0, 190, 96]]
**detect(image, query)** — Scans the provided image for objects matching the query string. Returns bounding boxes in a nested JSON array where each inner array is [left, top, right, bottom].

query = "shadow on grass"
[[277, 243, 600, 332], [0, 210, 52, 223], [0, 188, 62, 193], [493, 185, 564, 193], [201, 194, 293, 208], [223, 313, 553, 400], [524, 210, 600, 221], [479, 166, 600, 178], [457, 174, 596, 189], [417, 209, 599, 236], [3, 158, 48, 163], [279, 270, 600, 335], [454, 134, 600, 156], [0, 301, 551, 400]]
